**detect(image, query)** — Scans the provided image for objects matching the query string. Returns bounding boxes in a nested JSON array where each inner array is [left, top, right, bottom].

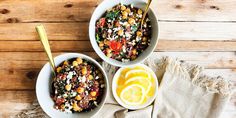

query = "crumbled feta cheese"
[[70, 91, 77, 97], [94, 101, 98, 106], [85, 91, 88, 95], [95, 76, 99, 80], [67, 72, 73, 79], [136, 36, 142, 42], [108, 29, 112, 33], [81, 76, 86, 83], [131, 4, 134, 8], [108, 19, 112, 22], [125, 32, 131, 38], [129, 12, 133, 16], [122, 46, 126, 53], [63, 93, 68, 98]]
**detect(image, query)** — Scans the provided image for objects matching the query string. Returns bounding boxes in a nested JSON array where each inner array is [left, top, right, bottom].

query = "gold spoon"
[[36, 25, 56, 76], [140, 0, 152, 29]]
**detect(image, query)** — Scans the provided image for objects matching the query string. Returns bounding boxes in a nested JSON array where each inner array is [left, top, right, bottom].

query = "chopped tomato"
[[121, 38, 126, 45], [56, 98, 65, 105], [110, 40, 122, 51], [113, 51, 119, 55], [99, 18, 106, 27]]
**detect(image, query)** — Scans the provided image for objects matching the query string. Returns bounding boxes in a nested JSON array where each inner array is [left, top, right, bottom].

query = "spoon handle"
[[141, 0, 152, 28], [36, 25, 56, 73]]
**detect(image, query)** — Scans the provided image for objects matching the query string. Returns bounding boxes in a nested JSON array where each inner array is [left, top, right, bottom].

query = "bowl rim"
[[89, 0, 159, 67], [112, 64, 158, 110], [36, 53, 109, 118]]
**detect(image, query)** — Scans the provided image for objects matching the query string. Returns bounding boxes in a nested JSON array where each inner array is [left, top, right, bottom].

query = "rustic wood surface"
[[0, 0, 235, 117]]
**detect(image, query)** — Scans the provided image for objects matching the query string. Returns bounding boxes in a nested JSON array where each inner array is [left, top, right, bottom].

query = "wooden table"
[[0, 0, 235, 117]]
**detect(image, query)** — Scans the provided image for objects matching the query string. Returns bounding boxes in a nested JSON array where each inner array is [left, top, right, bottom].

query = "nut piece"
[[106, 53, 112, 58], [75, 95, 82, 100], [138, 9, 143, 15], [132, 49, 137, 55], [125, 8, 131, 13], [63, 61, 69, 65], [73, 102, 82, 111], [56, 67, 62, 73], [88, 75, 94, 80], [72, 61, 78, 66], [118, 30, 124, 36], [65, 84, 72, 91], [90, 91, 97, 97], [142, 37, 147, 42], [77, 87, 84, 93], [121, 5, 126, 11], [76, 58, 83, 64], [128, 18, 135, 25], [81, 67, 87, 75], [99, 41, 104, 47], [136, 31, 142, 37]]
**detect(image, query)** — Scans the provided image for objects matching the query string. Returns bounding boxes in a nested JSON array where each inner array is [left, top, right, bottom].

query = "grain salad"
[[95, 4, 152, 62], [51, 58, 105, 113]]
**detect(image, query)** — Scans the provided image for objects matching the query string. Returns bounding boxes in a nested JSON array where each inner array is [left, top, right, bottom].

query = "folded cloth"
[[148, 57, 232, 118], [16, 56, 232, 118]]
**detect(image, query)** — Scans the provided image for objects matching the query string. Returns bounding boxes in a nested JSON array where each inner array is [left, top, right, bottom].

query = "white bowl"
[[112, 64, 158, 110], [89, 0, 159, 67], [36, 53, 109, 118]]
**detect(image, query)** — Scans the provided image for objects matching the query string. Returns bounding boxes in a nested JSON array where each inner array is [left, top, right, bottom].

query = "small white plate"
[[112, 64, 158, 110]]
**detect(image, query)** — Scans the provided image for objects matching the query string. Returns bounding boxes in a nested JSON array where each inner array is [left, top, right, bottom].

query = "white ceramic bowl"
[[112, 64, 158, 110], [89, 0, 159, 67], [36, 53, 108, 118]]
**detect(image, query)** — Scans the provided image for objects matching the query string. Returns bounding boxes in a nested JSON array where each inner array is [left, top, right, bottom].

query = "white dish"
[[89, 0, 159, 67], [112, 64, 158, 110], [36, 53, 108, 118]]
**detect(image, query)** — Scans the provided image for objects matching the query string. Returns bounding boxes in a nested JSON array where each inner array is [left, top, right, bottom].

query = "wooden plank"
[[0, 52, 235, 70], [0, 23, 88, 41], [0, 91, 36, 118], [1, 0, 236, 22], [1, 22, 236, 41], [158, 22, 236, 40], [0, 40, 235, 52], [0, 52, 236, 90], [0, 0, 99, 23], [0, 90, 235, 118], [1, 68, 235, 90], [152, 0, 236, 21]]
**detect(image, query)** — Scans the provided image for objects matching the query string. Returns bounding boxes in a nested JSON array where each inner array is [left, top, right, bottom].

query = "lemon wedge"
[[120, 84, 145, 106], [125, 76, 152, 95], [125, 69, 151, 80]]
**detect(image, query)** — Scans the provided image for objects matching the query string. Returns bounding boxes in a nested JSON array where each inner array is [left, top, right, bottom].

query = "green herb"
[[106, 10, 120, 19], [96, 34, 100, 42], [132, 25, 138, 32]]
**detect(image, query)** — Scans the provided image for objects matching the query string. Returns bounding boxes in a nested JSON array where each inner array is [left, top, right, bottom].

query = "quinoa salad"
[[95, 4, 152, 62], [51, 57, 105, 113]]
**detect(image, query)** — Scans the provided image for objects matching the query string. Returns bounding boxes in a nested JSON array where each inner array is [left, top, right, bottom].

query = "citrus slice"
[[119, 84, 145, 105], [125, 77, 152, 95], [125, 69, 151, 79]]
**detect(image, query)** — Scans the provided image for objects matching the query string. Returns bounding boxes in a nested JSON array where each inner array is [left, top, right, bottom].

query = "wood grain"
[[1, 22, 236, 41], [0, 40, 236, 52], [0, 91, 234, 118], [0, 52, 235, 69], [1, 0, 236, 22], [152, 0, 236, 21], [0, 68, 235, 90], [0, 0, 99, 23], [0, 51, 235, 90]]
